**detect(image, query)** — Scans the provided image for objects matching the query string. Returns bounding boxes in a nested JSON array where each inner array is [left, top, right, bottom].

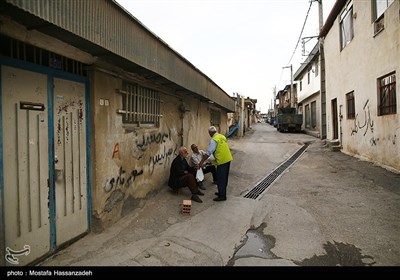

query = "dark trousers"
[[216, 161, 231, 198], [178, 173, 198, 194], [203, 165, 217, 182]]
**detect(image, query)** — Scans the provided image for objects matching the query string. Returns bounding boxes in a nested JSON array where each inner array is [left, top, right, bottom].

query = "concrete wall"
[[296, 57, 321, 137], [89, 69, 227, 227], [0, 15, 231, 231], [324, 1, 400, 171]]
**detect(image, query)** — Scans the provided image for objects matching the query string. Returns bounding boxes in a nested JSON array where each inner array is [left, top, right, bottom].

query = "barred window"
[[210, 109, 221, 128], [0, 34, 86, 76], [346, 91, 355, 119], [378, 72, 396, 116], [117, 82, 161, 126]]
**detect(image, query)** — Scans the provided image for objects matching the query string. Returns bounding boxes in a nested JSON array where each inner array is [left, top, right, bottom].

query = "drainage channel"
[[243, 142, 311, 199]]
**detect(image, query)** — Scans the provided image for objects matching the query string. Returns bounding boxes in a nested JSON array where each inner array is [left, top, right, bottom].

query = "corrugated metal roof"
[[5, 0, 234, 111]]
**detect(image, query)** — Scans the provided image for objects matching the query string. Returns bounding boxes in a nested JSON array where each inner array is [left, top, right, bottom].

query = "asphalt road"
[[40, 123, 400, 267]]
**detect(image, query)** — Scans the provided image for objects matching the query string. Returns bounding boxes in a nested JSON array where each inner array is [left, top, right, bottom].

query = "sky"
[[115, 0, 336, 113]]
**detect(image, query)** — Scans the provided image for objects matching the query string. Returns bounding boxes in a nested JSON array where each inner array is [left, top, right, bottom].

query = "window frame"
[[346, 91, 355, 119], [340, 0, 354, 50], [377, 72, 397, 116], [117, 82, 161, 127], [210, 108, 221, 129], [372, 0, 394, 35]]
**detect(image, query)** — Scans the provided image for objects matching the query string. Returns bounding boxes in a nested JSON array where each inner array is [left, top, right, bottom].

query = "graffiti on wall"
[[103, 129, 178, 212], [112, 143, 121, 160], [149, 145, 176, 174], [351, 100, 374, 136], [56, 98, 83, 145], [136, 131, 171, 151], [104, 166, 143, 193], [369, 127, 398, 147]]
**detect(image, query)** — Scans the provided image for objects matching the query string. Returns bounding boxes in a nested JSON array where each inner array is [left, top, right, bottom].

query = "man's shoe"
[[213, 197, 226, 202], [197, 190, 204, 196], [215, 192, 219, 196], [191, 194, 203, 203]]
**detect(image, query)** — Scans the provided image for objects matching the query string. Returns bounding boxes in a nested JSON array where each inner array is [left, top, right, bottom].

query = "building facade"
[[294, 43, 321, 138], [320, 0, 399, 171], [0, 0, 235, 265]]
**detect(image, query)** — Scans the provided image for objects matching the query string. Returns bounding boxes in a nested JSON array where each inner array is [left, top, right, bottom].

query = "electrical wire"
[[286, 1, 314, 65], [276, 1, 314, 91]]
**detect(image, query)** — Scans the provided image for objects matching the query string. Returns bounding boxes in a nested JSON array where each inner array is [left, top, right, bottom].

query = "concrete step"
[[329, 139, 341, 152]]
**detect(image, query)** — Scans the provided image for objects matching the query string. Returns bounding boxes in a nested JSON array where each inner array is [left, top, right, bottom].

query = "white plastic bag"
[[196, 168, 204, 182]]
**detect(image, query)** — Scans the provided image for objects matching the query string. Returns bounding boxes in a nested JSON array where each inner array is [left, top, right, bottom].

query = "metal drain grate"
[[244, 142, 310, 199]]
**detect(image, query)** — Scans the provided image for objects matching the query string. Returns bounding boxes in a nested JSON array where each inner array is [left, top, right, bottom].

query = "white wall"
[[324, 1, 400, 171], [297, 61, 321, 103]]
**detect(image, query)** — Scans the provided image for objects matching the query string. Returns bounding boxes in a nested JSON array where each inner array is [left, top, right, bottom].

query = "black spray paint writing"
[[351, 100, 374, 136], [104, 166, 143, 193], [136, 130, 171, 151], [149, 145, 176, 174]]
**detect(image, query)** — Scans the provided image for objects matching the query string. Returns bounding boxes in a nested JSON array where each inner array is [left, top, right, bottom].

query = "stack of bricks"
[[181, 200, 192, 215]]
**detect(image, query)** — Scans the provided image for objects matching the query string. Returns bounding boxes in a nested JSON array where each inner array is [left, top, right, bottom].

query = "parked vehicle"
[[276, 107, 302, 132]]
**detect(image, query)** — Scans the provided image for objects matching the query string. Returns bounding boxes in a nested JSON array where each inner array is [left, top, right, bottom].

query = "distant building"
[[294, 42, 321, 138]]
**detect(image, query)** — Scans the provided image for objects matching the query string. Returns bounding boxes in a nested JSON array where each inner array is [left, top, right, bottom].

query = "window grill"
[[378, 72, 396, 116], [0, 34, 86, 76], [117, 83, 161, 126], [210, 109, 221, 128]]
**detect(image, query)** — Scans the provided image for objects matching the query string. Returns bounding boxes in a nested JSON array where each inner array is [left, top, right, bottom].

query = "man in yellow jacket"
[[198, 126, 233, 201]]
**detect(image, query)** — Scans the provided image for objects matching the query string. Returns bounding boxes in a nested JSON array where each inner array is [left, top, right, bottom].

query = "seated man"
[[168, 146, 204, 203], [190, 143, 217, 190]]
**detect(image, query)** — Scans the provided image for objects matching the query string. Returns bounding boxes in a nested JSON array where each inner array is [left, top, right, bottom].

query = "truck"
[[276, 107, 303, 133]]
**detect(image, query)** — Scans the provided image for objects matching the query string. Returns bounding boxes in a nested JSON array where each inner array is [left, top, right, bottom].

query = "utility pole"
[[283, 65, 294, 108], [318, 0, 327, 139]]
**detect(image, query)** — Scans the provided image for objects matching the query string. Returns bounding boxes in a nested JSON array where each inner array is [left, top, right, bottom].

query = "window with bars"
[[210, 109, 221, 128], [378, 72, 396, 116], [0, 34, 86, 76], [117, 82, 161, 126], [346, 91, 355, 119]]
